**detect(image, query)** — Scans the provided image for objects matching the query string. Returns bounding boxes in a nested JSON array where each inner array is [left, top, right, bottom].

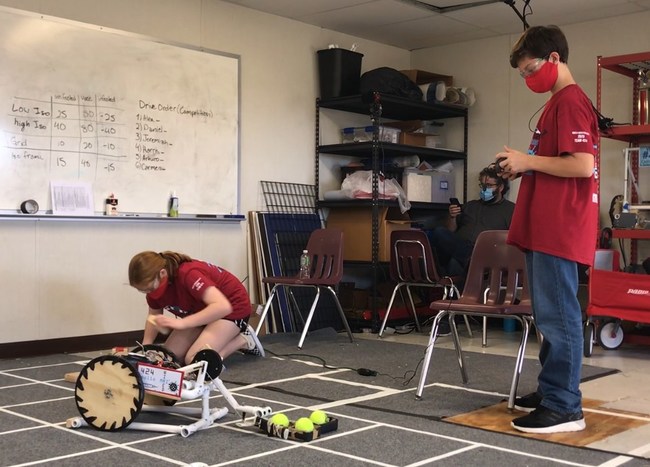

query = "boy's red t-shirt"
[[146, 261, 250, 320], [507, 84, 599, 266]]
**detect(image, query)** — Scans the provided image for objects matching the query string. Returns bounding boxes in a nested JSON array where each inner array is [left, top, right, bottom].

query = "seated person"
[[430, 164, 515, 278]]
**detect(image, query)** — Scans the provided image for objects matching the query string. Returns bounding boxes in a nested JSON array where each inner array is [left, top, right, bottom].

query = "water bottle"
[[168, 191, 179, 217], [299, 250, 310, 279]]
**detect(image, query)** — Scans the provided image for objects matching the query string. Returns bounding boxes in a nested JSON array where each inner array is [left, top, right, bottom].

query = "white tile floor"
[[360, 320, 650, 456]]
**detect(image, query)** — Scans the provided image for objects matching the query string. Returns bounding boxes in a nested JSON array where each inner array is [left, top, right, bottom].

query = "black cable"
[[503, 0, 530, 30], [264, 348, 420, 387], [528, 101, 546, 133]]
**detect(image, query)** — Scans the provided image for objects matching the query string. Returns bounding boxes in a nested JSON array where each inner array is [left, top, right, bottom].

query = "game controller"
[[495, 157, 507, 173]]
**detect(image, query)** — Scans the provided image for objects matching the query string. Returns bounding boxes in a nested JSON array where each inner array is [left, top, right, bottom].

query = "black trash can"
[[317, 48, 364, 100]]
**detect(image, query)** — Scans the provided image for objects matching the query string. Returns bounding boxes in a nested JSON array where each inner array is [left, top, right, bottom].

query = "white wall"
[[412, 11, 650, 261], [2, 0, 648, 344], [0, 0, 410, 343]]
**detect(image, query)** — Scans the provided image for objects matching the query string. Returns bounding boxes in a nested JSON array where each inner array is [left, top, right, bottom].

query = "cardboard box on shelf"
[[402, 168, 455, 203], [326, 206, 412, 262], [399, 69, 453, 87], [384, 120, 444, 148], [399, 132, 441, 148]]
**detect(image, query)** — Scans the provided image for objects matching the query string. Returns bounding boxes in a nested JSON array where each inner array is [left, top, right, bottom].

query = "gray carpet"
[[1, 331, 639, 467], [222, 328, 618, 420]]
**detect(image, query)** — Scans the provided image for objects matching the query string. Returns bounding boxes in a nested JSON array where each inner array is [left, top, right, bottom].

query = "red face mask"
[[525, 60, 558, 93], [147, 275, 169, 300]]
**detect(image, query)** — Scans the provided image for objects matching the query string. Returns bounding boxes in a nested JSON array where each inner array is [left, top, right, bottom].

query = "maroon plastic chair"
[[255, 228, 353, 349], [415, 230, 533, 409], [378, 229, 471, 337]]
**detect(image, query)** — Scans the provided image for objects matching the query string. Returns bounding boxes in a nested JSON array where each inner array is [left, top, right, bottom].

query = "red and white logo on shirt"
[[572, 130, 589, 143], [192, 277, 205, 291]]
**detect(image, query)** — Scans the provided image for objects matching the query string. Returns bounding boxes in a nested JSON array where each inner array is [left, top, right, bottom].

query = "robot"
[[66, 344, 272, 437]]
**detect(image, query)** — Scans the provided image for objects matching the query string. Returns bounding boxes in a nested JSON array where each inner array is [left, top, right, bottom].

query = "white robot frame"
[[66, 346, 272, 437]]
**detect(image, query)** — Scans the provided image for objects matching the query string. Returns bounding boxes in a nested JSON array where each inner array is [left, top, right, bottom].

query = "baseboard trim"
[[0, 331, 146, 359]]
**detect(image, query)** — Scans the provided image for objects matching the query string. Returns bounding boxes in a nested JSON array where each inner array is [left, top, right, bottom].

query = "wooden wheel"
[[75, 355, 144, 431]]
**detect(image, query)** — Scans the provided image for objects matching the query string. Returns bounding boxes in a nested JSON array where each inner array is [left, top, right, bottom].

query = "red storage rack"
[[588, 55, 650, 352], [598, 52, 650, 264]]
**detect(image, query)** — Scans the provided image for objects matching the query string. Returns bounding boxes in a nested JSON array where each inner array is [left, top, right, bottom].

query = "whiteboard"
[[0, 8, 239, 215]]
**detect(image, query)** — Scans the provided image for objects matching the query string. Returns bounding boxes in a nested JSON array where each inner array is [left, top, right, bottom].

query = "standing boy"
[[496, 25, 599, 434]]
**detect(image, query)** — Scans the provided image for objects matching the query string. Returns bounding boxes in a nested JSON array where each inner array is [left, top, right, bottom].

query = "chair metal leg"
[[449, 313, 468, 384], [404, 286, 422, 333], [482, 316, 488, 347], [326, 286, 354, 343], [255, 285, 280, 335], [298, 287, 321, 349], [378, 283, 404, 337], [416, 311, 448, 399], [462, 315, 473, 338], [442, 285, 472, 337], [507, 316, 531, 409], [288, 289, 305, 328]]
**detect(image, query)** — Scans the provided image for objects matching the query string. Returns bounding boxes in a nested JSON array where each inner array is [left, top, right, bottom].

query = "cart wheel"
[[583, 322, 594, 357], [597, 320, 624, 350], [75, 355, 144, 431]]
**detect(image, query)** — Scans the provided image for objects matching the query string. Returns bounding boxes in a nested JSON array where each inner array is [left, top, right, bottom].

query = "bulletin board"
[[0, 7, 239, 215]]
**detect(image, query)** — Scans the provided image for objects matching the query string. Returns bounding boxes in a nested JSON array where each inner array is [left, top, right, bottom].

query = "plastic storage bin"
[[317, 48, 364, 99], [341, 126, 400, 144]]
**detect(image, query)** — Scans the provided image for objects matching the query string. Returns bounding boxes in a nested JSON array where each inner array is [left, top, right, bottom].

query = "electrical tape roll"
[[20, 199, 39, 214]]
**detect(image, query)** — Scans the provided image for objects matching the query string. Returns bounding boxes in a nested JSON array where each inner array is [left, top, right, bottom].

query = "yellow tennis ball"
[[269, 413, 289, 428], [294, 417, 314, 433], [309, 410, 328, 425]]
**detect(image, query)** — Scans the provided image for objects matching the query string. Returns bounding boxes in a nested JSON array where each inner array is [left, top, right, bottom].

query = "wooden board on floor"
[[445, 398, 650, 446]]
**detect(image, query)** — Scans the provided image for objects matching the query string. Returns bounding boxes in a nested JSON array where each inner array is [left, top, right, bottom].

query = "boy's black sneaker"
[[514, 392, 542, 413], [511, 406, 585, 434]]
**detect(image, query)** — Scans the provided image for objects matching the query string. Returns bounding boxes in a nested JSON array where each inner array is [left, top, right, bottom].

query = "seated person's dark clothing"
[[431, 199, 515, 276], [430, 164, 515, 279]]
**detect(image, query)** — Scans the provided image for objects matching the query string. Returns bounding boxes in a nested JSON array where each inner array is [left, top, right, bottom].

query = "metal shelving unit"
[[598, 52, 650, 264], [315, 92, 468, 330]]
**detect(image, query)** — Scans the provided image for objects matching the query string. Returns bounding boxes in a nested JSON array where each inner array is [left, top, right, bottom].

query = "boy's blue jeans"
[[526, 250, 583, 414]]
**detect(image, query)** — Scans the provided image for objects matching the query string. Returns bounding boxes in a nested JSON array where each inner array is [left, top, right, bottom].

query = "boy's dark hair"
[[480, 165, 509, 196], [509, 25, 569, 68]]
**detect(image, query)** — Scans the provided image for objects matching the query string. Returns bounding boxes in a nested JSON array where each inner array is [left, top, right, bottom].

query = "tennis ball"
[[269, 413, 289, 428], [294, 417, 314, 433], [309, 410, 328, 425]]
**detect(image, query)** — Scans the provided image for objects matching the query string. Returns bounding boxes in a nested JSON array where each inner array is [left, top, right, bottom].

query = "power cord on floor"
[[264, 348, 421, 386], [261, 288, 466, 388]]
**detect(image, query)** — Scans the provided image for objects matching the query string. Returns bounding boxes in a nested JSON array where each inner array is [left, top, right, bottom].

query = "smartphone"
[[449, 197, 461, 208]]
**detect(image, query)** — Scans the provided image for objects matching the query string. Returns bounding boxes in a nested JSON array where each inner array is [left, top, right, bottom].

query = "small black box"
[[317, 49, 363, 99], [255, 415, 338, 442]]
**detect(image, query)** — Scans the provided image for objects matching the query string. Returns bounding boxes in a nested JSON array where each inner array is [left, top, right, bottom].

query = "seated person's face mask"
[[479, 186, 495, 202], [478, 178, 500, 203]]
